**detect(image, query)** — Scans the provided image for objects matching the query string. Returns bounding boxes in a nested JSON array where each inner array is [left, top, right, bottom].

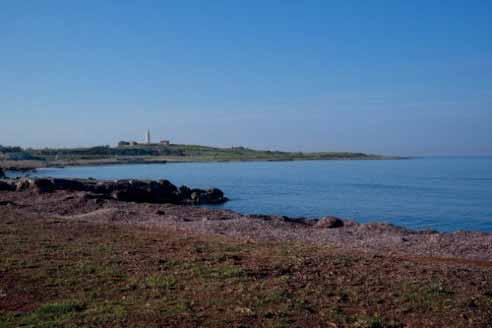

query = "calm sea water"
[[19, 157, 492, 232]]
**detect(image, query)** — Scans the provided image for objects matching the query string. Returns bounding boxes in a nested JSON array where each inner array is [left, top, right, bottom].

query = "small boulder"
[[315, 216, 344, 229], [206, 188, 225, 204], [281, 216, 311, 225], [188, 188, 227, 205]]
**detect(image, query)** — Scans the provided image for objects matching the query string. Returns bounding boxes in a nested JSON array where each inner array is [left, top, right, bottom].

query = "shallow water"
[[21, 157, 492, 232]]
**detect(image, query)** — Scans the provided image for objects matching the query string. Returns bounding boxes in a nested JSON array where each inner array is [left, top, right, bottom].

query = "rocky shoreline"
[[1, 177, 492, 262], [0, 177, 227, 205]]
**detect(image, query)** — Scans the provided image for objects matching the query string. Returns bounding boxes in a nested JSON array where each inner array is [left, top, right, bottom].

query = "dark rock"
[[110, 179, 180, 204], [188, 188, 228, 205], [0, 180, 16, 191], [32, 178, 55, 193], [112, 189, 147, 203], [190, 191, 204, 204], [249, 214, 274, 221], [206, 188, 226, 204], [83, 192, 111, 200], [159, 180, 178, 194], [114, 180, 132, 191], [202, 216, 233, 221], [93, 181, 113, 194], [51, 178, 87, 191], [190, 188, 206, 194], [315, 216, 344, 229], [111, 180, 148, 202], [111, 190, 128, 201], [178, 185, 192, 199], [1, 177, 228, 206], [281, 216, 312, 226], [150, 180, 180, 203], [0, 168, 5, 179]]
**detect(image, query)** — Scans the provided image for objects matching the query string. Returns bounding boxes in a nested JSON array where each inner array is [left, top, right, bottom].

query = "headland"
[[0, 143, 404, 173]]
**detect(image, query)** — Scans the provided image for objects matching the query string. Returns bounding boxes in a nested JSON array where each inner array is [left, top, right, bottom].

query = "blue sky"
[[1, 1, 491, 155]]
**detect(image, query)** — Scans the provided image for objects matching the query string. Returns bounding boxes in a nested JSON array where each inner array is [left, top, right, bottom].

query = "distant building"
[[146, 130, 151, 144], [118, 141, 130, 147], [118, 130, 168, 147]]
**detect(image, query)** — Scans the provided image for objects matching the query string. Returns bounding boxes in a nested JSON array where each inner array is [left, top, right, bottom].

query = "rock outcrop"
[[189, 188, 227, 205], [15, 179, 32, 191], [315, 216, 344, 229], [0, 180, 16, 191], [0, 177, 228, 205]]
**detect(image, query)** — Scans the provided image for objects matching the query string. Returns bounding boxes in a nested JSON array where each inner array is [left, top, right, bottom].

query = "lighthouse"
[[145, 129, 151, 144]]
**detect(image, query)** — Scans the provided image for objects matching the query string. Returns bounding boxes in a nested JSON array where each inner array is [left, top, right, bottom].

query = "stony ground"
[[1, 190, 492, 327]]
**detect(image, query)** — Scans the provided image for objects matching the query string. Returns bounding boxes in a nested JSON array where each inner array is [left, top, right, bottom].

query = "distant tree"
[[118, 141, 131, 147], [0, 145, 23, 153]]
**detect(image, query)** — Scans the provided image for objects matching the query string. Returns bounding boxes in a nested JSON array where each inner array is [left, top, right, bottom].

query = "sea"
[[16, 157, 492, 233]]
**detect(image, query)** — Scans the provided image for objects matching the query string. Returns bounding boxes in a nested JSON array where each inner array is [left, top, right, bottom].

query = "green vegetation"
[[145, 274, 178, 290], [0, 143, 397, 170], [0, 211, 490, 327], [28, 301, 86, 323], [0, 145, 40, 161], [27, 143, 381, 161]]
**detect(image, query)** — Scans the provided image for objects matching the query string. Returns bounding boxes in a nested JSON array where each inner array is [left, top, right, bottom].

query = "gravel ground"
[[1, 190, 492, 261]]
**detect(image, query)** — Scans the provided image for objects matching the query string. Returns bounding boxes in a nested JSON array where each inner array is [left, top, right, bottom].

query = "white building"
[[145, 130, 151, 144]]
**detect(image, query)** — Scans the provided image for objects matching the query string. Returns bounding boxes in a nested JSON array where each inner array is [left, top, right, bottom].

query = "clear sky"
[[1, 1, 491, 156]]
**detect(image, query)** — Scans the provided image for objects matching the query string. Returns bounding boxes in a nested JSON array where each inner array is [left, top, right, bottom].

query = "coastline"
[[2, 180, 492, 326], [1, 155, 409, 174], [0, 181, 490, 261]]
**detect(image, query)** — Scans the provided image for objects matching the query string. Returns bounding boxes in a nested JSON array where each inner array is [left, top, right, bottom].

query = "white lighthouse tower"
[[145, 129, 151, 144]]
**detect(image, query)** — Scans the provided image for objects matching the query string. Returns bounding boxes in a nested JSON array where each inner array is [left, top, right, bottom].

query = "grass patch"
[[1, 211, 491, 327], [191, 263, 246, 280], [145, 274, 177, 290], [160, 301, 191, 316], [12, 300, 86, 327], [403, 280, 455, 311], [353, 315, 403, 328], [36, 301, 85, 317]]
